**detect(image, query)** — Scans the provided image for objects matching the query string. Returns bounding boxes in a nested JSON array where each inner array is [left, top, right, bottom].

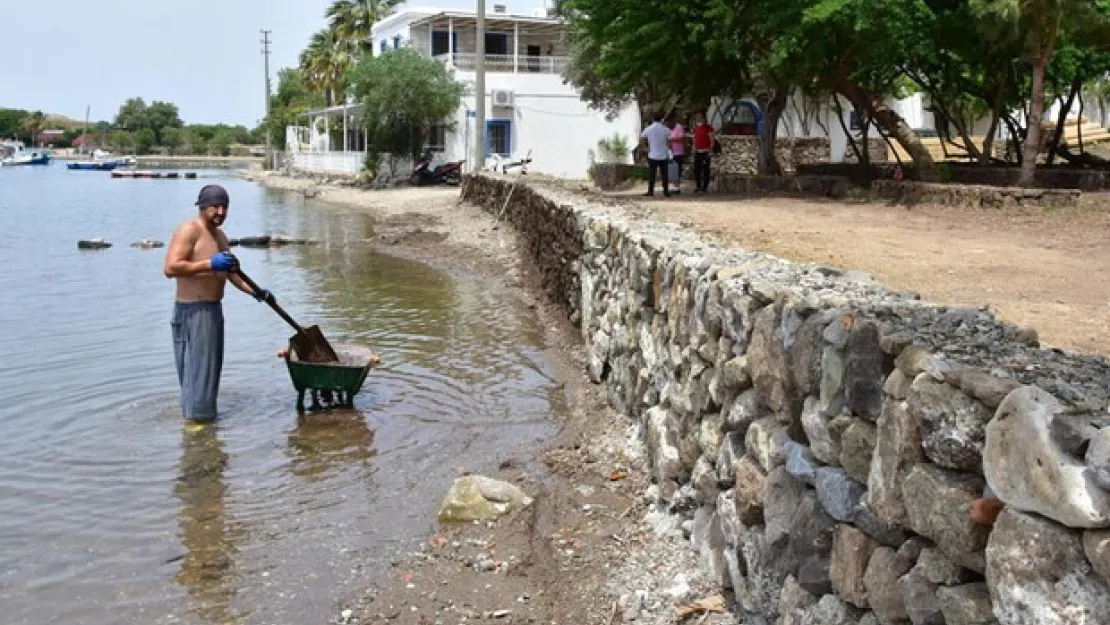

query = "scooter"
[[488, 149, 533, 174], [411, 153, 465, 186]]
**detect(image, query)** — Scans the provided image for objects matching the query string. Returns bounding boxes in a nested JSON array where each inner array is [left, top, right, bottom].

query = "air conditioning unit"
[[491, 89, 515, 108]]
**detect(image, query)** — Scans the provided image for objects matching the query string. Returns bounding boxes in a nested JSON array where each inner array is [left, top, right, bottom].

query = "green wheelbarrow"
[[279, 340, 381, 412]]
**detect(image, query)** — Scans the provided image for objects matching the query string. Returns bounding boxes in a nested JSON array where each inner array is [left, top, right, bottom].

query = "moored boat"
[[1, 141, 52, 166], [66, 150, 136, 171], [67, 161, 120, 171]]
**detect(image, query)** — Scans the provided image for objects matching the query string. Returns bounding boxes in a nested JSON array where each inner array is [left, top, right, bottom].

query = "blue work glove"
[[252, 288, 275, 305], [210, 252, 239, 273]]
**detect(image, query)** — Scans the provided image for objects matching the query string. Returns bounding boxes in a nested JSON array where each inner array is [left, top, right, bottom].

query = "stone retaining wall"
[[716, 136, 838, 175], [592, 163, 635, 191], [798, 163, 1110, 190], [871, 181, 1082, 209], [843, 138, 891, 165], [713, 174, 851, 199], [462, 172, 1110, 625]]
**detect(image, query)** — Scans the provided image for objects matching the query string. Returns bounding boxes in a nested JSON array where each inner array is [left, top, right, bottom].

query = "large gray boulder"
[[984, 386, 1110, 529], [907, 375, 994, 472]]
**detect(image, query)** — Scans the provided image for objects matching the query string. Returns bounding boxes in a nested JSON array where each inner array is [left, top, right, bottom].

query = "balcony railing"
[[434, 52, 568, 74]]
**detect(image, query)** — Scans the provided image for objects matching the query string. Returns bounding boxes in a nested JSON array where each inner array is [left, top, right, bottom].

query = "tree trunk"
[[833, 95, 864, 165], [949, 112, 982, 162], [859, 113, 872, 170], [1018, 11, 1061, 186], [1003, 113, 1024, 164], [980, 83, 1006, 166], [871, 118, 903, 166], [1078, 88, 1085, 154], [1019, 55, 1048, 185], [835, 78, 937, 180], [1046, 77, 1081, 166], [757, 86, 789, 176]]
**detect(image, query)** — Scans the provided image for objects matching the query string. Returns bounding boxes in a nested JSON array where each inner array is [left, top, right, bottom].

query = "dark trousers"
[[647, 158, 669, 196], [694, 151, 712, 191]]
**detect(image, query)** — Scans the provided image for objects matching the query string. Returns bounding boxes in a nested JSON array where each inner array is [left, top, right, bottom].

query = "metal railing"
[[433, 52, 568, 74]]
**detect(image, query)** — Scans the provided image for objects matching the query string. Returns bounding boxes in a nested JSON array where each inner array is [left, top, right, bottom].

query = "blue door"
[[486, 120, 511, 157]]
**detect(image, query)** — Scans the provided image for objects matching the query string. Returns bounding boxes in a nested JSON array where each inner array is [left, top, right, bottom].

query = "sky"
[[0, 0, 526, 128]]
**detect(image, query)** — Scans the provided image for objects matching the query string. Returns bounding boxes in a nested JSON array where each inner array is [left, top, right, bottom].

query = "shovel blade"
[[290, 326, 340, 363]]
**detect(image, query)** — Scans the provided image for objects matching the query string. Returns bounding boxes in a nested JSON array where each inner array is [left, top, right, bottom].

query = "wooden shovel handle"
[[235, 270, 303, 333]]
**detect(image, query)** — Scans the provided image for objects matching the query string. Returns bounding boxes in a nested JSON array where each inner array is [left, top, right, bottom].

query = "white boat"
[[1, 140, 52, 166], [67, 149, 137, 171]]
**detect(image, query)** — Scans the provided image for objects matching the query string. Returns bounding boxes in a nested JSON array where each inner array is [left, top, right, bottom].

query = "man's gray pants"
[[172, 301, 224, 421]]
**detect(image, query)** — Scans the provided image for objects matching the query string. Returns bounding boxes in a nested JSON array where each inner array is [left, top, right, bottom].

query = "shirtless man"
[[163, 184, 273, 422]]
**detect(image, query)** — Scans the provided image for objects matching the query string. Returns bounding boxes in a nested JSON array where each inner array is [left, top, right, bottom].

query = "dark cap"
[[195, 184, 230, 209]]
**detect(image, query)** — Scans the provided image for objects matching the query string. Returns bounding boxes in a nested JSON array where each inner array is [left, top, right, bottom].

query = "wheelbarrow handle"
[[235, 270, 303, 334]]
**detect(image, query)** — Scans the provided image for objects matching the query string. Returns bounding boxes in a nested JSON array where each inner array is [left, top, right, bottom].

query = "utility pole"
[[261, 29, 273, 169], [473, 0, 486, 172]]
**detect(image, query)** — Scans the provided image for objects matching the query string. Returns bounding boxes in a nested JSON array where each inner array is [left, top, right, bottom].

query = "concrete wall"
[[462, 173, 1110, 625], [291, 151, 366, 176], [445, 72, 641, 179]]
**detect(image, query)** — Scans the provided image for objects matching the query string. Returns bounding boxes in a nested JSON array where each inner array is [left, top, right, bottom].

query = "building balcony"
[[433, 52, 568, 74]]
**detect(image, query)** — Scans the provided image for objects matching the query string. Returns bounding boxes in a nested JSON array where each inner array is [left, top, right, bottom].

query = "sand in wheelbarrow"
[[285, 343, 381, 367]]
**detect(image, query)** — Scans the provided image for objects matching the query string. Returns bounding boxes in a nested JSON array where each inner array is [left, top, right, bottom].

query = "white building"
[[288, 2, 641, 179]]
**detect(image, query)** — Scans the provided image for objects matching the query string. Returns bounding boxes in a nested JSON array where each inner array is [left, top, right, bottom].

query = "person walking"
[[640, 111, 671, 197], [692, 113, 716, 193], [162, 184, 274, 423]]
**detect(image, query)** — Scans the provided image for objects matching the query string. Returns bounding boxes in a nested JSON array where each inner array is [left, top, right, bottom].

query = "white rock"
[[985, 386, 1110, 529]]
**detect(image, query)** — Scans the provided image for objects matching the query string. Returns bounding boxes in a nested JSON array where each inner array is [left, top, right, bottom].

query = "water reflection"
[[173, 423, 244, 624], [287, 410, 377, 481]]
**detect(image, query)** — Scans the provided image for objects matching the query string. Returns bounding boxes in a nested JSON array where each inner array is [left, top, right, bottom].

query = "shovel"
[[235, 270, 340, 364]]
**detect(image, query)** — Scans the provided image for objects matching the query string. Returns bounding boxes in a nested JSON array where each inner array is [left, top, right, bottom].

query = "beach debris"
[[674, 595, 726, 619], [228, 234, 319, 248], [130, 239, 165, 249], [437, 475, 533, 523], [78, 238, 112, 250]]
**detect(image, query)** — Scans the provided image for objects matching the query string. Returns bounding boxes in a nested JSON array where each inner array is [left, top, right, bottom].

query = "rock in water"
[[78, 238, 112, 250], [984, 386, 1110, 529], [130, 239, 165, 249], [437, 475, 533, 523]]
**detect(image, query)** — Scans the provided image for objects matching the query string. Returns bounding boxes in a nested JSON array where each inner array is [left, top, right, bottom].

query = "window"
[[486, 120, 511, 156], [380, 39, 387, 53], [484, 33, 508, 55], [431, 31, 457, 56], [393, 35, 402, 49], [425, 124, 447, 152]]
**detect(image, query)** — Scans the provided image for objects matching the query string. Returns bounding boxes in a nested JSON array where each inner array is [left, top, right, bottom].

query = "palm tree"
[[326, 0, 402, 53], [299, 28, 355, 106], [20, 111, 45, 147]]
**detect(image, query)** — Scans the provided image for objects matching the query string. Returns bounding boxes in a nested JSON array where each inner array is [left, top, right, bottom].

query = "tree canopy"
[[347, 47, 466, 159], [562, 0, 1110, 183]]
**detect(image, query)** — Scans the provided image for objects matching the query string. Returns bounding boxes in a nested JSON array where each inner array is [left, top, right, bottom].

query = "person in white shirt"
[[640, 111, 671, 197]]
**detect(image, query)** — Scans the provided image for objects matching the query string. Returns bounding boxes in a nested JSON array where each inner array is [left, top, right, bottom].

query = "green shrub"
[[627, 164, 650, 181]]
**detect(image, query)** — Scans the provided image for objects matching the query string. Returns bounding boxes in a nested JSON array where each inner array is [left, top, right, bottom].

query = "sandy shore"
[[244, 171, 733, 625]]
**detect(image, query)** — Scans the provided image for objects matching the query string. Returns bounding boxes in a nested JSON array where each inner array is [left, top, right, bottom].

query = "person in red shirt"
[[691, 113, 716, 194]]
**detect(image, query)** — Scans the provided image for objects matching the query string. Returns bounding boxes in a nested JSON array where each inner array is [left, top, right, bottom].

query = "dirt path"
[[601, 184, 1110, 356]]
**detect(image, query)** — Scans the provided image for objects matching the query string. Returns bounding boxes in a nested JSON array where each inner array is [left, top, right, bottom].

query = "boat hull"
[[3, 154, 52, 166], [67, 161, 120, 171]]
